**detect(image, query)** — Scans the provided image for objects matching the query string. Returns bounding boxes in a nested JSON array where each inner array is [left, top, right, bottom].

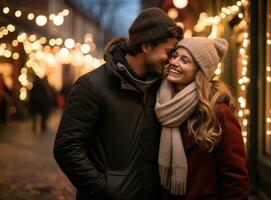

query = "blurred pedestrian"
[[0, 74, 11, 125], [155, 37, 249, 199], [28, 74, 50, 132], [54, 7, 183, 200]]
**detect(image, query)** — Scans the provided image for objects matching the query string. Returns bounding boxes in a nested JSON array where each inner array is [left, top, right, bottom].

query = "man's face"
[[143, 38, 178, 77]]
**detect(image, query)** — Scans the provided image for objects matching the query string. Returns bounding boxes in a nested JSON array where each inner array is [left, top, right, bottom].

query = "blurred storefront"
[[0, 0, 105, 118], [151, 0, 271, 199]]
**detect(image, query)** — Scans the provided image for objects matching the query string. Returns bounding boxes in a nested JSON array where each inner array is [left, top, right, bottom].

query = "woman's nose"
[[170, 57, 179, 66]]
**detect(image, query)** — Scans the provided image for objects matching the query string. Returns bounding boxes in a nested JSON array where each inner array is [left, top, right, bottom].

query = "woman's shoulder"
[[214, 102, 237, 122], [214, 102, 232, 112]]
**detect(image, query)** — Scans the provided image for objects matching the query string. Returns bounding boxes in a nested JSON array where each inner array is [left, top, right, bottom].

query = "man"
[[54, 7, 183, 200]]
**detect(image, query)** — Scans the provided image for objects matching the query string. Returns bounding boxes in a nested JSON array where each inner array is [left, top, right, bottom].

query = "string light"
[[168, 8, 179, 19], [193, 0, 249, 144], [0, 24, 16, 39], [15, 10, 22, 17], [12, 40, 19, 47], [173, 0, 188, 9], [0, 5, 102, 101], [27, 13, 35, 20], [53, 15, 64, 26], [1, 6, 69, 27], [3, 7, 9, 14], [64, 38, 75, 49], [36, 15, 47, 26], [12, 52, 19, 60], [81, 44, 90, 54]]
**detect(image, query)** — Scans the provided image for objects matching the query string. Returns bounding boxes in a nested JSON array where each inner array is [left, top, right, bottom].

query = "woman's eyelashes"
[[180, 56, 190, 64], [170, 52, 191, 64]]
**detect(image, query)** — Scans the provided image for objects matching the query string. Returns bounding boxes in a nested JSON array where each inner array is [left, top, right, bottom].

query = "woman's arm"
[[215, 103, 250, 200]]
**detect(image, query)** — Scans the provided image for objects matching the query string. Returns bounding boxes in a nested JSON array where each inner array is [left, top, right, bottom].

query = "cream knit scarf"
[[155, 80, 198, 195]]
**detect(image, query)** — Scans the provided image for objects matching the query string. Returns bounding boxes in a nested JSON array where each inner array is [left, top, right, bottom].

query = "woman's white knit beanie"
[[176, 37, 229, 80]]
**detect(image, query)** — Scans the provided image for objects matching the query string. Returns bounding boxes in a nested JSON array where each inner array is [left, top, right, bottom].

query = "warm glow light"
[[64, 38, 75, 49], [243, 39, 248, 47], [238, 13, 243, 18], [168, 8, 179, 19], [176, 22, 184, 29], [184, 29, 193, 38], [4, 50, 12, 58], [84, 54, 93, 63], [214, 68, 221, 75], [238, 110, 244, 117], [36, 15, 47, 26], [15, 10, 22, 17], [55, 38, 63, 45], [7, 24, 15, 32], [3, 7, 9, 14], [243, 32, 248, 38], [267, 39, 271, 45], [39, 37, 47, 44], [243, 119, 248, 126], [242, 59, 248, 65], [28, 13, 35, 20], [17, 33, 27, 42], [53, 15, 64, 26], [242, 131, 247, 137], [20, 87, 27, 100], [243, 76, 250, 83], [220, 13, 226, 19], [59, 48, 69, 57], [12, 52, 20, 60], [173, 0, 188, 9], [49, 39, 56, 46], [29, 34, 37, 42], [239, 48, 245, 54], [12, 40, 19, 47], [3, 29, 8, 35], [81, 44, 90, 54], [49, 14, 55, 20], [231, 5, 239, 12], [63, 9, 69, 16]]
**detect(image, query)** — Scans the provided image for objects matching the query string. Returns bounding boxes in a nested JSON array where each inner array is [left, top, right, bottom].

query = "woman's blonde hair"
[[187, 70, 236, 152]]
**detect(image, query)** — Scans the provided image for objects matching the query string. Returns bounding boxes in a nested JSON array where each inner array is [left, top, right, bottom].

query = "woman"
[[155, 37, 250, 200]]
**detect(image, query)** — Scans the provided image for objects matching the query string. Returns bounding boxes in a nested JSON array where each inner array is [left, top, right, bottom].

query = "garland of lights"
[[15, 33, 104, 101], [190, 0, 249, 144], [0, 5, 104, 101], [1, 5, 69, 27]]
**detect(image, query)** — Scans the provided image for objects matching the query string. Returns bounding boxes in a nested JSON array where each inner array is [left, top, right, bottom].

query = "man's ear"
[[141, 43, 150, 53]]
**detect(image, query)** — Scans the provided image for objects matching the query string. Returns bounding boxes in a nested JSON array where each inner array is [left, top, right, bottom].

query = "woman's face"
[[167, 47, 199, 89]]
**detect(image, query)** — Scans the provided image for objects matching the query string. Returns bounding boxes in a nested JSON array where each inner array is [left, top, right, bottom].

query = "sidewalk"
[[0, 110, 259, 200], [0, 110, 76, 200]]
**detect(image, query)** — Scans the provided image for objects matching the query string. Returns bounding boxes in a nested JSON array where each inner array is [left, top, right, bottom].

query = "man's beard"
[[144, 60, 165, 77]]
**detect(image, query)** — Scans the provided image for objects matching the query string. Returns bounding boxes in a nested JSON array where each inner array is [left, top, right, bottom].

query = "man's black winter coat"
[[54, 40, 163, 200]]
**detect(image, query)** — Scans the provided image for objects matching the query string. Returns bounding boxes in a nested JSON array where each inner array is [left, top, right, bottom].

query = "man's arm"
[[53, 76, 106, 195]]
